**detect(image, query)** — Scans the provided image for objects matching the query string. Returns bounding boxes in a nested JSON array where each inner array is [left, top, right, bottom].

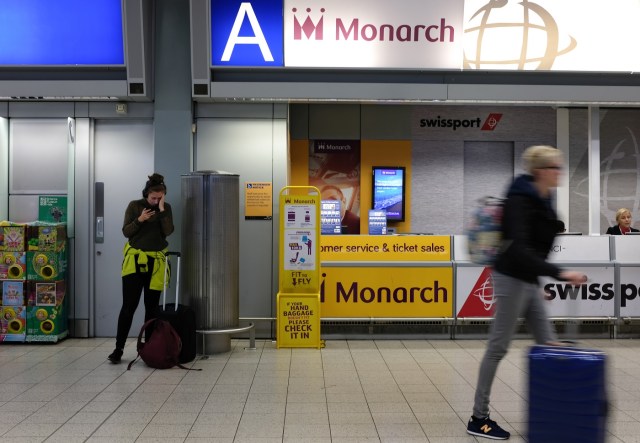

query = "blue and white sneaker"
[[466, 415, 510, 440]]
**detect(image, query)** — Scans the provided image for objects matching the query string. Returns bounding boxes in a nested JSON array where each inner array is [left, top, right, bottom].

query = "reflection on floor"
[[0, 337, 637, 442]]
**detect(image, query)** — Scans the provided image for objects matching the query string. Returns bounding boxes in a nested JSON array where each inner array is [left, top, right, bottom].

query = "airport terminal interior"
[[0, 337, 638, 442], [4, 1, 640, 442]]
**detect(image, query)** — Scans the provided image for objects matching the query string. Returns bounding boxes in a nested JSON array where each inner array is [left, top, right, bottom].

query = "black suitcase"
[[157, 252, 197, 364]]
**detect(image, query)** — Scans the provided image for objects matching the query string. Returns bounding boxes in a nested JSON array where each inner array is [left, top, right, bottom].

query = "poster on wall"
[[321, 200, 342, 235], [309, 140, 361, 234], [38, 196, 67, 223], [368, 210, 387, 235], [244, 182, 273, 220]]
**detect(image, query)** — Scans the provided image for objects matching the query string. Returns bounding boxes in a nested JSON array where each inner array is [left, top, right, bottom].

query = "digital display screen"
[[372, 167, 406, 222], [0, 0, 124, 65]]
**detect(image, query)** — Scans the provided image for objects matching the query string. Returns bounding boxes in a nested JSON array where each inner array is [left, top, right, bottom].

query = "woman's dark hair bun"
[[148, 173, 165, 184], [143, 173, 167, 198]]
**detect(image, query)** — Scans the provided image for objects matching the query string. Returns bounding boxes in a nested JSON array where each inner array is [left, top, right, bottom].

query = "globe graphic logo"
[[473, 274, 496, 311], [464, 0, 577, 70], [575, 127, 640, 226]]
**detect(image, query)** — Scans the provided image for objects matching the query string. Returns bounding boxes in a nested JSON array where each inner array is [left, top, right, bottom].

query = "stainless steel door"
[[94, 120, 154, 337]]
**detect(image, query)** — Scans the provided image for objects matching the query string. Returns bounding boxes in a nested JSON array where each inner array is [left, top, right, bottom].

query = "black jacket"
[[605, 225, 640, 235], [494, 174, 563, 284]]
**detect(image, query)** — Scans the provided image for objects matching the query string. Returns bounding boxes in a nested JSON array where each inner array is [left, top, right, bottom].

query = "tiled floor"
[[0, 337, 638, 442]]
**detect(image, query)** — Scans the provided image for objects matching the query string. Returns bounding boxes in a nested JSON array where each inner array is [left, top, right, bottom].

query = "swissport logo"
[[458, 267, 495, 316], [419, 113, 503, 131], [481, 113, 503, 131]]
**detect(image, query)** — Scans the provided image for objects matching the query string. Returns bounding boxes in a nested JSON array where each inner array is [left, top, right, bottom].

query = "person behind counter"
[[466, 145, 587, 440], [108, 173, 174, 363], [606, 208, 639, 235]]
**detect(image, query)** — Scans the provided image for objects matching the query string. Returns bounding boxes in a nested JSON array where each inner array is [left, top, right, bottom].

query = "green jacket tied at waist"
[[121, 243, 169, 291]]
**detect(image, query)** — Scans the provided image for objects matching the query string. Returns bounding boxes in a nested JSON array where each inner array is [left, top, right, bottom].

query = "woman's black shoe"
[[108, 348, 124, 363]]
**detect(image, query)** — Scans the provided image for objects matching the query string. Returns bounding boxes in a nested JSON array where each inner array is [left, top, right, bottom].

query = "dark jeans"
[[115, 257, 161, 349]]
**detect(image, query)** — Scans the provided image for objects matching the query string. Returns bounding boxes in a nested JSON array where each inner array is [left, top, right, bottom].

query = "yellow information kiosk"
[[276, 187, 323, 348]]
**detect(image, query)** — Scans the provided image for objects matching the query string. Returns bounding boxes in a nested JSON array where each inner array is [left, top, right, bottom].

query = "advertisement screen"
[[372, 167, 406, 222]]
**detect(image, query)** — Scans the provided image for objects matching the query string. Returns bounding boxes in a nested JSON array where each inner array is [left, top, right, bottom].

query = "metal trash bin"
[[181, 171, 239, 354]]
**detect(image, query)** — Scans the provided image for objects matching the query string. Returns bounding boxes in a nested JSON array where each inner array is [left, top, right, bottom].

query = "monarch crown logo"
[[292, 7, 325, 40]]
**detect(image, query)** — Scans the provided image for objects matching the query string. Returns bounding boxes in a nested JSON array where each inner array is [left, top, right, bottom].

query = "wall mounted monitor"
[[0, 0, 124, 66], [0, 0, 153, 100], [371, 166, 406, 222]]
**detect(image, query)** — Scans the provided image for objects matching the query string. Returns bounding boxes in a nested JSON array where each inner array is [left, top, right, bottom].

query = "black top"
[[494, 174, 563, 284], [122, 199, 174, 251], [605, 225, 640, 235]]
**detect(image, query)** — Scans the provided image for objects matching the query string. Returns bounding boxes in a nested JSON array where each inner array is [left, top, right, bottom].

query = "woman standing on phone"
[[108, 173, 174, 363]]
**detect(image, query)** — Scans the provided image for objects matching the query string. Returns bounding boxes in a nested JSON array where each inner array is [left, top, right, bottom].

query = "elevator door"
[[93, 120, 154, 338]]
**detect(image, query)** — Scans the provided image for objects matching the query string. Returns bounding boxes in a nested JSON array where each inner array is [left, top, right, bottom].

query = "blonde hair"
[[615, 208, 632, 223], [522, 145, 563, 174]]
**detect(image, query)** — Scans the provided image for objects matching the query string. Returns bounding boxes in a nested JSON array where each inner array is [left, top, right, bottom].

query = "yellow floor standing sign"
[[277, 186, 322, 349]]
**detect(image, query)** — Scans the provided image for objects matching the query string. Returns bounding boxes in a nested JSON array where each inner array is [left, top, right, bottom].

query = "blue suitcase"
[[528, 345, 608, 443]]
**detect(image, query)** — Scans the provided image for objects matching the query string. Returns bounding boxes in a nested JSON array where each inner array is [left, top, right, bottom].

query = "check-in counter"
[[612, 235, 640, 319], [545, 235, 614, 319], [453, 235, 615, 324], [319, 235, 453, 320]]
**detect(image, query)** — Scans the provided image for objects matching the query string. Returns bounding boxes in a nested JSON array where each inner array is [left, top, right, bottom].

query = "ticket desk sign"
[[277, 187, 323, 349], [320, 235, 453, 318]]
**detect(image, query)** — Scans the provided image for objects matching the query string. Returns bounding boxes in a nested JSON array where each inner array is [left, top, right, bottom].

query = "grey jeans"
[[472, 271, 556, 418]]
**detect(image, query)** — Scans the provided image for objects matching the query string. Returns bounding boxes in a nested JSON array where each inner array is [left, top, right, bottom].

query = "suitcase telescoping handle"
[[162, 251, 181, 310]]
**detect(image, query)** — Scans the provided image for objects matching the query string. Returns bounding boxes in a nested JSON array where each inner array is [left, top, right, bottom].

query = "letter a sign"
[[211, 0, 284, 66]]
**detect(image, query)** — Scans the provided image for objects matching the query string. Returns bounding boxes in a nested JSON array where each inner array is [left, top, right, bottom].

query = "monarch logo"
[[291, 7, 455, 43], [419, 113, 503, 131], [293, 7, 324, 40]]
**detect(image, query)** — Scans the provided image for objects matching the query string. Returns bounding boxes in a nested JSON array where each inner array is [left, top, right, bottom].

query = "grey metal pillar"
[[181, 171, 239, 353]]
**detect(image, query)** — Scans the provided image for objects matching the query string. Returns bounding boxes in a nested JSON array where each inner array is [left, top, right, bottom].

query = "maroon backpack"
[[127, 318, 197, 370]]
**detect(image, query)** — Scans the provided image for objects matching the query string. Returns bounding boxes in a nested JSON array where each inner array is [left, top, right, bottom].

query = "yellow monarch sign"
[[320, 265, 453, 318], [277, 186, 322, 349]]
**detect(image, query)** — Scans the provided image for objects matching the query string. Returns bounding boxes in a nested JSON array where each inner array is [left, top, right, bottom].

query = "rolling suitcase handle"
[[162, 251, 181, 310]]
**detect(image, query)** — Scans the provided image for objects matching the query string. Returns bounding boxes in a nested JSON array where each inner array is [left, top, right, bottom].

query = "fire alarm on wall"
[[115, 103, 127, 114]]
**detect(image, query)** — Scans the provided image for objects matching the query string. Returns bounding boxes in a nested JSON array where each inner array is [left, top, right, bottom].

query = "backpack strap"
[[176, 362, 202, 371], [127, 318, 158, 370]]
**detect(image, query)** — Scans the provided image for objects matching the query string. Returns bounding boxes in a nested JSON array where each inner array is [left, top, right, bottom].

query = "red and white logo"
[[481, 113, 503, 131], [292, 7, 325, 40], [458, 267, 496, 317]]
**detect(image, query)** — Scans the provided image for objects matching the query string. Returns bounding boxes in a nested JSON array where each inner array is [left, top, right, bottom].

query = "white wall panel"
[[10, 119, 68, 194]]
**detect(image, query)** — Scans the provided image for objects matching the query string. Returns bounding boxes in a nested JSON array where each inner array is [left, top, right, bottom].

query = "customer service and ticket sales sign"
[[320, 235, 451, 262]]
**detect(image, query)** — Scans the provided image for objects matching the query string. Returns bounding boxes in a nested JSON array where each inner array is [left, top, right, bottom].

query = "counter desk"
[[612, 235, 640, 321], [454, 234, 616, 337], [320, 234, 638, 337]]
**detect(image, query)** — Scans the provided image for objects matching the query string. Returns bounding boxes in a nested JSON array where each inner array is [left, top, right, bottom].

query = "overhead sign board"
[[210, 0, 640, 72]]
